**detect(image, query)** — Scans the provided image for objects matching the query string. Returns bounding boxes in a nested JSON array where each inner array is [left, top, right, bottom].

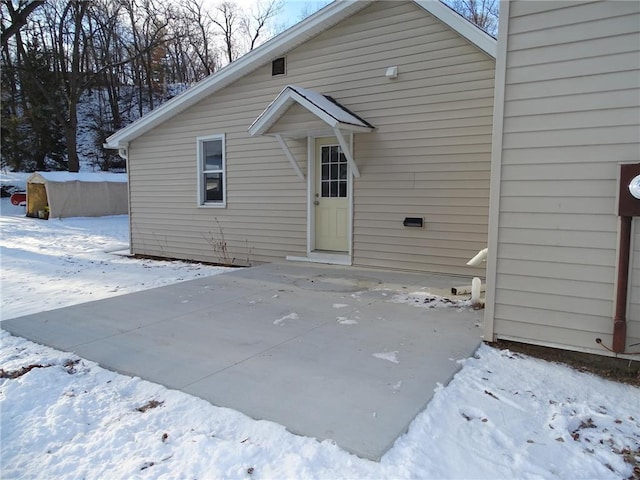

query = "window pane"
[[322, 146, 329, 164], [205, 173, 223, 202], [321, 181, 329, 197], [339, 163, 347, 180], [204, 139, 223, 170], [338, 181, 347, 197], [330, 146, 338, 163], [330, 164, 338, 180], [322, 164, 329, 180], [330, 180, 338, 197]]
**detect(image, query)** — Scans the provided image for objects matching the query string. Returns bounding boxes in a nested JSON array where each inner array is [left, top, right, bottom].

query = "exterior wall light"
[[385, 66, 398, 79], [629, 174, 640, 199]]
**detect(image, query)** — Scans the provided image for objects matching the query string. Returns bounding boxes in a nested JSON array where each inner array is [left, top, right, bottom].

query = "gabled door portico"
[[249, 85, 373, 264]]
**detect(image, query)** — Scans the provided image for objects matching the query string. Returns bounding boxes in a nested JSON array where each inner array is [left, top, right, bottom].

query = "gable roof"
[[105, 0, 496, 149], [249, 85, 374, 137]]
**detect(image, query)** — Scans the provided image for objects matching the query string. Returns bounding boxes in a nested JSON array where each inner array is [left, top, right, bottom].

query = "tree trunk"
[[65, 102, 79, 172]]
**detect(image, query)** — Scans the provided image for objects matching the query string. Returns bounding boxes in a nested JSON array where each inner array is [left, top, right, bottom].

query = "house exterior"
[[484, 0, 640, 358], [105, 0, 496, 276]]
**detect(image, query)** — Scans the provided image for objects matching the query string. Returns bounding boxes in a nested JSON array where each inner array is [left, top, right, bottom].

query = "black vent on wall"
[[403, 217, 424, 228], [272, 57, 286, 76]]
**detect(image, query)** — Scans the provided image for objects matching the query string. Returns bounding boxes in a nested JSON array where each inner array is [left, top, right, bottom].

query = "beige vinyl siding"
[[267, 103, 326, 136], [491, 0, 640, 354], [129, 1, 494, 274]]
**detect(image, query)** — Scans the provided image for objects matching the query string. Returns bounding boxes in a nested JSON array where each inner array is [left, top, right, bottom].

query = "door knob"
[[314, 200, 320, 206]]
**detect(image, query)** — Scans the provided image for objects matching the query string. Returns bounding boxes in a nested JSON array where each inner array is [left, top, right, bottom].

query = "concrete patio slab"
[[1, 262, 483, 460]]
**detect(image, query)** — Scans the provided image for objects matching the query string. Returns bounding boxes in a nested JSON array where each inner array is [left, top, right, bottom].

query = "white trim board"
[[286, 253, 352, 266], [483, 0, 510, 343], [307, 135, 354, 257], [415, 0, 496, 58]]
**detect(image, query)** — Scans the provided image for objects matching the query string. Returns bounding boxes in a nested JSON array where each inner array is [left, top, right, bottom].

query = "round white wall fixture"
[[629, 175, 640, 199]]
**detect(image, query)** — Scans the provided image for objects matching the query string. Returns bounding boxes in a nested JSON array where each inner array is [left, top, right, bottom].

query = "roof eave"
[[248, 87, 295, 136], [334, 122, 374, 133], [414, 0, 496, 58]]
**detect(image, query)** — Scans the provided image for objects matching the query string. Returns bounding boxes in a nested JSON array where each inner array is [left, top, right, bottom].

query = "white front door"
[[314, 137, 349, 252]]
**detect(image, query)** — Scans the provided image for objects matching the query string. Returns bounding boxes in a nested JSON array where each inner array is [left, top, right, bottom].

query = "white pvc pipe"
[[471, 277, 482, 305], [467, 248, 488, 266]]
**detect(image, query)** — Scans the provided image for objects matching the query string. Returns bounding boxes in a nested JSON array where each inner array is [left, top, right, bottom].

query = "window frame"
[[196, 134, 226, 208]]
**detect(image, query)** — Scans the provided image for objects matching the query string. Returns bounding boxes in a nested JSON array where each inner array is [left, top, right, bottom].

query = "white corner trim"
[[275, 134, 305, 179], [483, 0, 510, 343], [306, 136, 314, 254], [415, 0, 496, 58]]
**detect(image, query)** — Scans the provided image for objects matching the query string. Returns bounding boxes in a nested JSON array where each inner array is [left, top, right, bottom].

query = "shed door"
[[314, 137, 349, 252]]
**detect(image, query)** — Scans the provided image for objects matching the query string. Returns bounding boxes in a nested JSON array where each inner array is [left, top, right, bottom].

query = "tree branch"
[[1, 0, 44, 47]]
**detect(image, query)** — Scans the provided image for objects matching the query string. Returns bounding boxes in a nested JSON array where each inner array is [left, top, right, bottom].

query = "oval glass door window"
[[629, 175, 640, 199]]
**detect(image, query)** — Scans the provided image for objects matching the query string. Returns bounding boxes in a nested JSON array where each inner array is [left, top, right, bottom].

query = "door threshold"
[[286, 252, 352, 266]]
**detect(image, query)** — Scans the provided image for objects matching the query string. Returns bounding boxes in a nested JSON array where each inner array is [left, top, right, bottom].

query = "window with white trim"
[[197, 134, 226, 206]]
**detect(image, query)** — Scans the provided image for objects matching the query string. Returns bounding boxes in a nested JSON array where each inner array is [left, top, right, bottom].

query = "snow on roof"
[[248, 85, 374, 137], [28, 172, 127, 183], [289, 86, 373, 128]]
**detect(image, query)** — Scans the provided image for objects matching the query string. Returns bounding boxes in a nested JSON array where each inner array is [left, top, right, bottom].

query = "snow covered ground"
[[0, 195, 228, 321], [1, 195, 639, 479]]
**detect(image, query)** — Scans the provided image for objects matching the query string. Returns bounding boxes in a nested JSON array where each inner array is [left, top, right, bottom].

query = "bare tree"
[[120, 0, 173, 115], [241, 0, 282, 51], [211, 1, 240, 64], [1, 0, 285, 173], [86, 0, 127, 129], [1, 0, 43, 47], [181, 0, 217, 77], [14, 0, 93, 172], [444, 0, 498, 36]]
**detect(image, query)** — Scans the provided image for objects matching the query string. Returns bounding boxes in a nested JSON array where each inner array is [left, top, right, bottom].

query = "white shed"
[[26, 172, 128, 219]]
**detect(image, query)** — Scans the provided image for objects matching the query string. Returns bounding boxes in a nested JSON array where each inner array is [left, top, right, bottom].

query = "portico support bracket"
[[275, 134, 305, 180], [333, 127, 360, 178]]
